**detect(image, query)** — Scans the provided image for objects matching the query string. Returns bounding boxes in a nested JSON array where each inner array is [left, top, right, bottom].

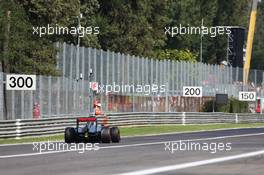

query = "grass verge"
[[0, 123, 264, 145]]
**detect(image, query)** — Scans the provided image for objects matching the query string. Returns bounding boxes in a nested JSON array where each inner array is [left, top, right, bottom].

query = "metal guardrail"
[[0, 112, 264, 139]]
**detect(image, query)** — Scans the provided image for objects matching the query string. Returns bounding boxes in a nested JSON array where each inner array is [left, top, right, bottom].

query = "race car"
[[64, 117, 120, 143]]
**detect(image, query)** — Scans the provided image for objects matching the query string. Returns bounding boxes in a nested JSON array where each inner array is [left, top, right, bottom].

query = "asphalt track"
[[0, 128, 264, 175]]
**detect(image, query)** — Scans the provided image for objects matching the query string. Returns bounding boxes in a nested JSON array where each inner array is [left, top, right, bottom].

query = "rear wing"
[[77, 117, 97, 122], [76, 117, 97, 128]]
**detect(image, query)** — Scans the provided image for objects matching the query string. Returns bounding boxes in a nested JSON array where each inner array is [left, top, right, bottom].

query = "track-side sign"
[[90, 82, 98, 91], [239, 91, 256, 101], [6, 74, 36, 90], [183, 86, 202, 97]]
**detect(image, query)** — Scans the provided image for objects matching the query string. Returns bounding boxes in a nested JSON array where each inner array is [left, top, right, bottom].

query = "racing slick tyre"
[[110, 127, 120, 143], [101, 127, 111, 143], [65, 127, 76, 143]]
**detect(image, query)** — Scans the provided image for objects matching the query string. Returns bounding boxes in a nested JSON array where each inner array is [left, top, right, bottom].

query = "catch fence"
[[0, 43, 263, 119]]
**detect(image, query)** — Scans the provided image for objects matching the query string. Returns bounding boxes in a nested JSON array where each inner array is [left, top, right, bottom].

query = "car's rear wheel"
[[101, 127, 111, 143], [65, 127, 76, 143], [110, 127, 120, 143]]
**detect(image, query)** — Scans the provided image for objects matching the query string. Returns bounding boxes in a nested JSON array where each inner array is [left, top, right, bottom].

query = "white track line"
[[0, 150, 76, 158], [100, 132, 264, 149], [117, 149, 264, 175], [0, 140, 62, 147], [0, 132, 264, 159]]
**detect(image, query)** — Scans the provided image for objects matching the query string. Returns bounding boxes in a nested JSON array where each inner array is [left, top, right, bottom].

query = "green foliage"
[[202, 98, 249, 113], [252, 1, 264, 70], [166, 0, 250, 63], [1, 0, 263, 76], [0, 1, 58, 75], [0, 0, 100, 75], [18, 0, 100, 47], [97, 0, 170, 57], [153, 49, 197, 62], [251, 50, 264, 70]]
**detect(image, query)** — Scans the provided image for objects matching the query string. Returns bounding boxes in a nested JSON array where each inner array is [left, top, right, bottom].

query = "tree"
[[212, 0, 250, 64], [165, 0, 251, 63], [0, 0, 102, 75], [154, 49, 197, 62], [18, 0, 100, 47], [165, 0, 218, 62], [252, 0, 264, 70], [0, 0, 58, 75], [97, 0, 170, 57]]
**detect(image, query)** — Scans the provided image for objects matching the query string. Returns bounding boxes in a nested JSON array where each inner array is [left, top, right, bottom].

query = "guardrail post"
[[182, 112, 186, 126], [48, 76, 52, 117], [235, 113, 238, 124], [15, 119, 21, 139], [11, 90, 15, 120]]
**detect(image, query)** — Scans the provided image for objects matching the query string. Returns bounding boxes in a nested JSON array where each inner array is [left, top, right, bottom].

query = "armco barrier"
[[0, 112, 264, 139]]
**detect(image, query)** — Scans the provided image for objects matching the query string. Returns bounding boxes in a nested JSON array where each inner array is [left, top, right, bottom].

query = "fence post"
[[182, 112, 186, 125], [136, 56, 140, 112], [11, 90, 15, 120], [235, 113, 238, 124], [121, 53, 125, 90], [21, 90, 24, 119], [165, 83, 169, 112], [100, 50, 104, 108], [29, 90, 33, 119], [172, 60, 175, 96], [165, 60, 169, 112], [151, 58, 154, 112], [176, 61, 179, 95], [117, 52, 121, 85], [70, 44, 73, 79], [62, 43, 66, 77], [262, 72, 264, 98], [39, 76, 43, 118], [0, 73, 3, 120], [111, 51, 115, 112], [180, 61, 183, 95], [132, 55, 135, 112], [126, 54, 130, 86], [106, 50, 110, 113], [15, 119, 21, 139], [76, 43, 80, 81], [56, 77, 60, 116], [81, 47, 85, 114]]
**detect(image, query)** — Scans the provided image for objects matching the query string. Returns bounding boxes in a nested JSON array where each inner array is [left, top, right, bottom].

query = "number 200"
[[184, 88, 201, 96]]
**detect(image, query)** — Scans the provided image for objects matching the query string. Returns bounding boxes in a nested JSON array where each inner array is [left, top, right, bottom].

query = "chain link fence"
[[0, 42, 264, 120]]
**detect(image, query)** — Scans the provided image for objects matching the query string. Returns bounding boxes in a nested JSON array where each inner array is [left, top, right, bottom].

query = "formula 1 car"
[[64, 117, 120, 143]]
